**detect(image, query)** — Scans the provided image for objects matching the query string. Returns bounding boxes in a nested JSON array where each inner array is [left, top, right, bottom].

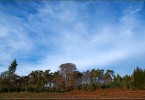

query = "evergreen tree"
[[8, 59, 17, 75], [104, 70, 114, 88], [132, 67, 144, 89], [0, 59, 18, 92], [8, 59, 18, 92], [113, 74, 123, 88], [122, 75, 132, 89], [43, 70, 53, 88]]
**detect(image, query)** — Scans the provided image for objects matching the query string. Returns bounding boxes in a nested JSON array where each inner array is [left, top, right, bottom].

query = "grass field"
[[0, 89, 145, 99]]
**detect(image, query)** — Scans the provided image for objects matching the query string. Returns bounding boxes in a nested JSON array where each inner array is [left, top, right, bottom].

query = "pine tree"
[[113, 74, 123, 88], [133, 67, 144, 89], [8, 59, 17, 75]]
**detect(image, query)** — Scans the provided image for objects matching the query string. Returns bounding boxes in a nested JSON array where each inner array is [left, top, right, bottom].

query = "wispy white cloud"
[[119, 2, 144, 38], [0, 1, 145, 76]]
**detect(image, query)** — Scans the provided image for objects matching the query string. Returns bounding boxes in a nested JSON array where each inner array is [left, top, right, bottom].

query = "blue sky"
[[0, 1, 145, 76]]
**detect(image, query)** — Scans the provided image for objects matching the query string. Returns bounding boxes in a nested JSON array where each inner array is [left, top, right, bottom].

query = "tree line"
[[0, 59, 145, 93]]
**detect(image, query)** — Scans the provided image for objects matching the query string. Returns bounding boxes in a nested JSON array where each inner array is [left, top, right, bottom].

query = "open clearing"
[[0, 89, 145, 99]]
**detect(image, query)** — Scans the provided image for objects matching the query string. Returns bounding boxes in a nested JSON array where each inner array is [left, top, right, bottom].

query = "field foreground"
[[0, 89, 145, 99]]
